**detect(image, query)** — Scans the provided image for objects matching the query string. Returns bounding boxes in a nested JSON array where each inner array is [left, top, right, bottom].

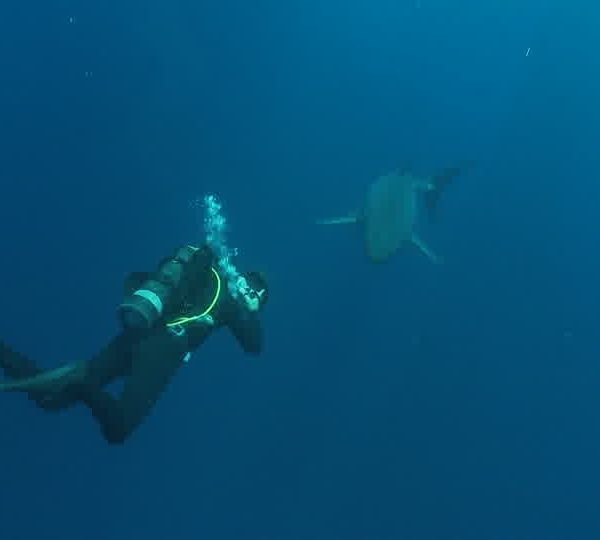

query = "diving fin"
[[0, 362, 83, 394], [412, 233, 442, 264]]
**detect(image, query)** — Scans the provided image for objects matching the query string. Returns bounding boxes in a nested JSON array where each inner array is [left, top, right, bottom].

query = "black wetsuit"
[[0, 246, 263, 444]]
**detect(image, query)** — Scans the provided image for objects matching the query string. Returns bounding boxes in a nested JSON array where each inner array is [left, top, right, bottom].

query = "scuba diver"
[[0, 197, 269, 444]]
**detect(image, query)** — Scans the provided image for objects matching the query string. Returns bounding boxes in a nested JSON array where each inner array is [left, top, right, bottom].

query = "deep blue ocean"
[[1, 1, 599, 539]]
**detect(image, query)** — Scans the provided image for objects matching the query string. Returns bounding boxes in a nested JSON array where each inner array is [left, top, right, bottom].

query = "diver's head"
[[236, 271, 269, 312]]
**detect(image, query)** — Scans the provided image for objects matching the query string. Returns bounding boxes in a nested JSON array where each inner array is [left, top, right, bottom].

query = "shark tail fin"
[[425, 160, 474, 221]]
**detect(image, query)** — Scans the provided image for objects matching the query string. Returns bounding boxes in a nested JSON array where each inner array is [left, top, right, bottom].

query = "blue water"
[[1, 1, 599, 538]]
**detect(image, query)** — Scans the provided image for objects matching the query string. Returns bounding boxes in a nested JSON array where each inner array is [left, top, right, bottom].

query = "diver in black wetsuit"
[[0, 244, 268, 444]]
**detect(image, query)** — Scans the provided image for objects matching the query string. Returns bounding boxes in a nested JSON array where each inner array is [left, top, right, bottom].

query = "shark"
[[316, 164, 468, 264]]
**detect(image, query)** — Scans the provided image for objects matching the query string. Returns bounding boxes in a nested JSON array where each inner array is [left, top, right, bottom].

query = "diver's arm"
[[223, 296, 263, 355]]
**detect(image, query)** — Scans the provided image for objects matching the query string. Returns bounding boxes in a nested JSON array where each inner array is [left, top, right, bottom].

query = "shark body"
[[317, 164, 469, 263]]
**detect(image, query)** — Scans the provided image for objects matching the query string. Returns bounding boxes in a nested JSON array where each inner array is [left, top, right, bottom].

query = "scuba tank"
[[117, 245, 210, 332]]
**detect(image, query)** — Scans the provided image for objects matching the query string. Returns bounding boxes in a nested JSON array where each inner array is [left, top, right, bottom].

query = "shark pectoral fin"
[[315, 212, 359, 226], [412, 234, 443, 264], [415, 179, 435, 192]]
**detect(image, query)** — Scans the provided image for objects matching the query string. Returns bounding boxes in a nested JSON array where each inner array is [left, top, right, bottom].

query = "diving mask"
[[236, 276, 265, 312]]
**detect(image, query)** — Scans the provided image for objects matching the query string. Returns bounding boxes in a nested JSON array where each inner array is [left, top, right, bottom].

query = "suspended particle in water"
[[525, 47, 531, 57], [68, 16, 75, 24]]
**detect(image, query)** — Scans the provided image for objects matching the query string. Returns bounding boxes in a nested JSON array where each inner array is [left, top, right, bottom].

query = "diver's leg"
[[0, 341, 42, 379], [0, 334, 134, 412], [76, 333, 135, 388], [0, 341, 65, 408], [35, 332, 136, 411], [79, 328, 188, 444]]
